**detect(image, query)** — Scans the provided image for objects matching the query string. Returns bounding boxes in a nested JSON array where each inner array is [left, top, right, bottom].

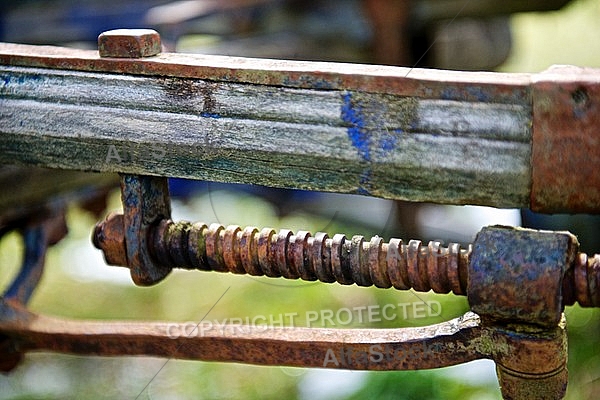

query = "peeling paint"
[[340, 92, 417, 195]]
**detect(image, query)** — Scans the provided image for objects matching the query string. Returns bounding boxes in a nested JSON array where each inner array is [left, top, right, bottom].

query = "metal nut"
[[468, 225, 579, 327], [98, 29, 161, 58]]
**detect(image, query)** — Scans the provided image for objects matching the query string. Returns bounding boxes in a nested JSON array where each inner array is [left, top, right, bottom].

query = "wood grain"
[[0, 64, 531, 207]]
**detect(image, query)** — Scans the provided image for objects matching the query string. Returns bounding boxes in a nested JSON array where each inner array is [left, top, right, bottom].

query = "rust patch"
[[531, 65, 600, 213], [98, 29, 161, 58], [468, 225, 578, 327]]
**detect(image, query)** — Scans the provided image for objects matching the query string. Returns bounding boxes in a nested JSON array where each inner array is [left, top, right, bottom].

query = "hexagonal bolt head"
[[98, 29, 162, 58]]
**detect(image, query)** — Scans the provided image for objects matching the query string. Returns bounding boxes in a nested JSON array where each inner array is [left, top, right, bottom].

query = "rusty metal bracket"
[[532, 66, 600, 213], [0, 205, 67, 371], [0, 175, 593, 399], [119, 175, 172, 285], [2, 210, 67, 305], [89, 175, 592, 399], [90, 176, 173, 286], [87, 170, 598, 399]]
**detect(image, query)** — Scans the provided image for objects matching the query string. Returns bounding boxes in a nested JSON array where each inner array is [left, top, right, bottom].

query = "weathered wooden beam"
[[0, 42, 598, 212], [0, 66, 530, 208]]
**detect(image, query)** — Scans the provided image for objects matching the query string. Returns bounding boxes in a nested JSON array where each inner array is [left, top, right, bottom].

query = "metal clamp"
[[88, 172, 600, 399], [1, 172, 592, 399], [1, 29, 599, 400]]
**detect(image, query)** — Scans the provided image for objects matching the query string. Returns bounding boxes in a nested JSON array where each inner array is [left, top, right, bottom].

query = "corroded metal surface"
[[1, 30, 598, 399], [0, 207, 68, 372], [94, 215, 471, 294], [563, 252, 600, 307], [468, 226, 578, 327], [98, 29, 161, 58], [532, 65, 600, 213], [94, 215, 600, 316], [119, 175, 172, 285], [0, 42, 530, 102], [3, 209, 67, 304], [0, 305, 483, 371], [91, 212, 126, 267], [493, 316, 568, 400], [0, 302, 568, 399]]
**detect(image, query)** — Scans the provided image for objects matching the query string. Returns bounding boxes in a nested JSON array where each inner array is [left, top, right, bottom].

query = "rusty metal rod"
[[93, 214, 600, 306], [153, 219, 470, 295], [93, 214, 469, 294], [0, 302, 569, 400]]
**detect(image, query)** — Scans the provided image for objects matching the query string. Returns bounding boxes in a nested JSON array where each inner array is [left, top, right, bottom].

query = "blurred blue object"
[[168, 178, 210, 199], [168, 178, 322, 218]]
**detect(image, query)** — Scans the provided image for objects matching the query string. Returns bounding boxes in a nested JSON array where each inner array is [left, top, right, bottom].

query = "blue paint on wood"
[[380, 129, 398, 156], [341, 92, 371, 162], [0, 73, 43, 89], [341, 92, 372, 195], [341, 92, 407, 195]]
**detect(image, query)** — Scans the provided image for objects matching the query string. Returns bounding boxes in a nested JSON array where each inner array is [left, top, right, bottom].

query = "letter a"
[[105, 145, 122, 163], [322, 349, 340, 367]]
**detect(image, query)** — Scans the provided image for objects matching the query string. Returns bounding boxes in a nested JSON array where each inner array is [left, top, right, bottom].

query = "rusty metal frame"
[[3, 173, 593, 399]]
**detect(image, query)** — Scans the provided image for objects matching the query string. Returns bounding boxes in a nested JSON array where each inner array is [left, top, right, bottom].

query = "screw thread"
[[148, 220, 470, 295], [563, 252, 600, 307]]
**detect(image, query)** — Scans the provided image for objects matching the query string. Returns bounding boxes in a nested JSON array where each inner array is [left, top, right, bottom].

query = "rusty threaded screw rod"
[[93, 213, 470, 295], [155, 219, 470, 294], [564, 252, 600, 307], [93, 213, 600, 307]]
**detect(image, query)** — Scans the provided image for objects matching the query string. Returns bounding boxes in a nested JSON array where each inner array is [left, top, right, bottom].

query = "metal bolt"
[[92, 212, 127, 266], [93, 217, 600, 311], [94, 217, 471, 295], [98, 29, 161, 58]]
